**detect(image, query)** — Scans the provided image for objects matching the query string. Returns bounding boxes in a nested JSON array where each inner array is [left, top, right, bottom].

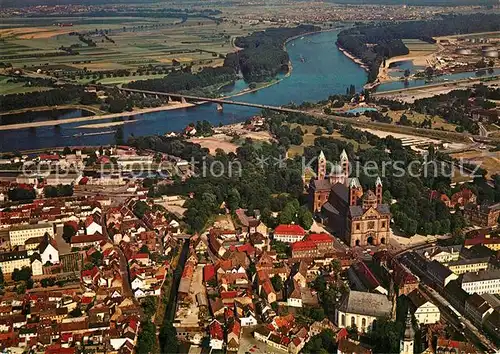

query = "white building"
[[335, 291, 392, 333], [85, 214, 102, 235], [8, 223, 54, 247], [273, 224, 306, 243], [407, 289, 440, 325], [39, 234, 60, 265], [461, 269, 500, 295]]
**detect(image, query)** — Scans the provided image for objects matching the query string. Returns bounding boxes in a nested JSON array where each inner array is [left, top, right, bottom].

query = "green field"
[[0, 15, 271, 80], [0, 75, 53, 94], [286, 123, 372, 157]]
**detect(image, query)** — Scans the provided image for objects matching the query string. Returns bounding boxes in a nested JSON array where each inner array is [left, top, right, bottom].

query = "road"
[[102, 212, 134, 298]]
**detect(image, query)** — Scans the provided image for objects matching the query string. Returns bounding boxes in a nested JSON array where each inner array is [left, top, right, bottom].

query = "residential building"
[[422, 245, 461, 264], [465, 293, 494, 327], [335, 290, 392, 332], [448, 257, 490, 275], [8, 223, 54, 247], [464, 203, 500, 228], [273, 224, 305, 243], [434, 338, 480, 353], [407, 289, 440, 325], [0, 251, 30, 274], [338, 339, 372, 354], [427, 260, 458, 288], [461, 269, 500, 294]]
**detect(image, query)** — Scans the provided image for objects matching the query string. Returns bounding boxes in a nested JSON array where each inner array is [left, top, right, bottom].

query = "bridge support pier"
[[216, 103, 223, 112], [181, 96, 187, 104]]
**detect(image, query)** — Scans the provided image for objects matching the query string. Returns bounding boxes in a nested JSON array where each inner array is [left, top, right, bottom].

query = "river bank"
[[336, 45, 369, 72], [0, 102, 195, 131]]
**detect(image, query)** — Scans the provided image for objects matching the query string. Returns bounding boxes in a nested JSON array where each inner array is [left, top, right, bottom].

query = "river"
[[0, 30, 367, 152]]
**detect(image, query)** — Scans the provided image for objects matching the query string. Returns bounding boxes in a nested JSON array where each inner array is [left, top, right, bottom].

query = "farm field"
[[0, 75, 53, 94], [384, 110, 457, 131], [0, 15, 272, 82], [451, 150, 500, 179]]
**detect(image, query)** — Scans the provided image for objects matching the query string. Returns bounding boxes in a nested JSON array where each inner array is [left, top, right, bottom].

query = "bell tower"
[[376, 176, 383, 205], [340, 149, 349, 185], [349, 178, 362, 206], [318, 150, 327, 180], [400, 310, 415, 354]]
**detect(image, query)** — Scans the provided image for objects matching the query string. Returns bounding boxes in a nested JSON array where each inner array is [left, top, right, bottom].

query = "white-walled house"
[[407, 289, 440, 325]]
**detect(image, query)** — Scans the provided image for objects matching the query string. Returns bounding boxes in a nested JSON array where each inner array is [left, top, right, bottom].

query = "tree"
[[0, 267, 4, 286], [368, 318, 403, 353], [137, 320, 157, 354], [314, 127, 323, 136], [16, 282, 26, 295], [271, 274, 283, 292], [63, 224, 77, 243], [298, 206, 313, 230], [88, 251, 103, 266], [69, 307, 83, 317], [12, 267, 32, 282], [160, 320, 179, 353], [141, 296, 157, 318], [139, 245, 150, 255]]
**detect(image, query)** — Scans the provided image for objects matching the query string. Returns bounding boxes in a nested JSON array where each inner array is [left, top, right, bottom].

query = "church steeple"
[[400, 310, 415, 354], [340, 149, 349, 185], [318, 150, 327, 180], [375, 176, 383, 205]]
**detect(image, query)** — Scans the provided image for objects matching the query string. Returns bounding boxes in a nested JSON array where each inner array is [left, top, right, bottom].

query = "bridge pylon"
[[168, 96, 173, 103], [181, 96, 187, 104]]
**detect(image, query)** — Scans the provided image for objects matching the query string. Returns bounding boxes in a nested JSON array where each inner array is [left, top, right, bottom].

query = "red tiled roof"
[[262, 280, 275, 295], [305, 233, 333, 243], [274, 224, 305, 236], [209, 320, 224, 340], [39, 154, 60, 161], [203, 264, 216, 282], [131, 253, 149, 259], [291, 240, 317, 251], [70, 233, 104, 244], [221, 291, 238, 299]]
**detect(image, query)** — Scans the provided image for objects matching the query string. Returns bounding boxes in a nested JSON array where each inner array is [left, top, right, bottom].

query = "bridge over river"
[[1, 86, 497, 145]]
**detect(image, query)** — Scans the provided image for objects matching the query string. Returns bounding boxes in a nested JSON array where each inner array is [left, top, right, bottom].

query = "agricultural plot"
[[0, 15, 270, 77], [0, 75, 53, 95]]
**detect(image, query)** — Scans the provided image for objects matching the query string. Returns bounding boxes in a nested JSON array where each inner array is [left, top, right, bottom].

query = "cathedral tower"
[[340, 149, 349, 186], [400, 310, 415, 354], [318, 150, 327, 180], [376, 176, 383, 205]]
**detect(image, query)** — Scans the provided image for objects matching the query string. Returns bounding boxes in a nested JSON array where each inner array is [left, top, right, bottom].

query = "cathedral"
[[309, 150, 391, 248]]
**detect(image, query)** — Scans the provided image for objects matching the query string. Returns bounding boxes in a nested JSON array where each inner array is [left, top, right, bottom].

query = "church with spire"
[[400, 310, 415, 354], [308, 150, 391, 247]]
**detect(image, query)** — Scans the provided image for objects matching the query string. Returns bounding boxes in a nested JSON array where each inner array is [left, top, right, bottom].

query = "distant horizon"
[[0, 0, 497, 8]]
